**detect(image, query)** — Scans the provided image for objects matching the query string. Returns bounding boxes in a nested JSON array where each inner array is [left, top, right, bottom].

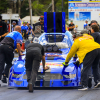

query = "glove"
[[73, 60, 80, 67], [62, 62, 69, 67]]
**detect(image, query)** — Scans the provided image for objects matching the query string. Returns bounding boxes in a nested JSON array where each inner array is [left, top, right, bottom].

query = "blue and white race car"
[[8, 31, 82, 87]]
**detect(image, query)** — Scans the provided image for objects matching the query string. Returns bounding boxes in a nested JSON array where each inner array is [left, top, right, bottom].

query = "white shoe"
[[94, 82, 100, 88], [78, 87, 88, 90]]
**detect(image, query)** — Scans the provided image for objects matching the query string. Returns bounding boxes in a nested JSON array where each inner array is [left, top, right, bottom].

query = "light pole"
[[29, 0, 32, 27], [52, 0, 54, 12], [18, 0, 21, 17]]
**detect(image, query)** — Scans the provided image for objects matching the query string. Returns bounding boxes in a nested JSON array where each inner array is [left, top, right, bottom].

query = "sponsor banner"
[[40, 62, 63, 68], [69, 0, 82, 2], [69, 3, 100, 9], [69, 12, 91, 21], [68, 3, 100, 21]]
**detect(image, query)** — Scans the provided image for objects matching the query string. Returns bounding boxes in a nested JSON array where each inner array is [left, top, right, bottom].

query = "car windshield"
[[45, 34, 64, 43]]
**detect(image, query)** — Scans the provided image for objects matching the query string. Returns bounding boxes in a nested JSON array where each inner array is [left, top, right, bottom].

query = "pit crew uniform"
[[0, 31, 22, 81], [27, 25, 32, 35], [21, 25, 28, 39], [25, 43, 44, 87], [91, 32, 100, 44], [84, 23, 88, 29], [0, 20, 7, 42], [65, 34, 100, 88]]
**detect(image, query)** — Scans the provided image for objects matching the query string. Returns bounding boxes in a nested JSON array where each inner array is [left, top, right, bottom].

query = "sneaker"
[[1, 76, 7, 83], [94, 82, 100, 88], [88, 78, 92, 88], [78, 86, 88, 91], [28, 83, 33, 92]]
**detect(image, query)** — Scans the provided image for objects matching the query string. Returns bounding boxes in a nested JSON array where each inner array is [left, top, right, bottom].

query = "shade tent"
[[21, 16, 40, 24], [1, 14, 19, 20]]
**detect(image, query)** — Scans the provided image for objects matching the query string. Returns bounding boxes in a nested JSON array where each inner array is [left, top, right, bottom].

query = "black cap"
[[39, 16, 44, 20], [91, 20, 97, 24], [80, 29, 88, 34]]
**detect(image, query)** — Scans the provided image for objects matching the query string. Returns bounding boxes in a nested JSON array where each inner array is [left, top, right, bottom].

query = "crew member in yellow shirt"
[[64, 33, 100, 90]]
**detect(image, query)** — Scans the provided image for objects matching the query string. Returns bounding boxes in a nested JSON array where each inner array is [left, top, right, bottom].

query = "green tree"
[[31, 0, 68, 18], [0, 0, 9, 14]]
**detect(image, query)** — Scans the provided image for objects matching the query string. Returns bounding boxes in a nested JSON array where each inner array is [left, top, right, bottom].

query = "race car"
[[8, 31, 82, 87]]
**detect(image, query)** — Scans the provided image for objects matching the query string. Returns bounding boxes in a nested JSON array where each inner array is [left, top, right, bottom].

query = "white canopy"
[[1, 14, 19, 20], [21, 16, 40, 24]]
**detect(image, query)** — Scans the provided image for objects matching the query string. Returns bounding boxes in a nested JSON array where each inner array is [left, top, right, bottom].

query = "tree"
[[0, 0, 9, 14], [31, 0, 68, 18]]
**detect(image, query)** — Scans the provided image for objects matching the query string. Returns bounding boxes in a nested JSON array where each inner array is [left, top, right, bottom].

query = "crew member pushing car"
[[64, 33, 100, 90], [0, 26, 23, 84], [25, 39, 49, 92]]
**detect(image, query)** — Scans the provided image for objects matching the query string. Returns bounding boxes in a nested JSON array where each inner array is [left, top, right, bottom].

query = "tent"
[[21, 16, 40, 24]]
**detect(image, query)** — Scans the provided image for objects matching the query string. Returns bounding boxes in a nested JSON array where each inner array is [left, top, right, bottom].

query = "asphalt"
[[0, 82, 100, 100]]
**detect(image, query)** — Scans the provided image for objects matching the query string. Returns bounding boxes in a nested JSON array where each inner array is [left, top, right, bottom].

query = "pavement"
[[0, 82, 100, 100]]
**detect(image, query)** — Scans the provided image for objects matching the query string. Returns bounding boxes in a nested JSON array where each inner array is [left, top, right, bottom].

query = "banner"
[[68, 3, 100, 21], [69, 0, 82, 1]]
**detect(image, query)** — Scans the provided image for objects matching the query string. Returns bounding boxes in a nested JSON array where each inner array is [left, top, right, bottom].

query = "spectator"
[[21, 21, 28, 39], [7, 21, 10, 32], [90, 20, 100, 33], [0, 26, 23, 84], [91, 25, 100, 44], [33, 16, 44, 37], [27, 22, 35, 37], [84, 20, 88, 29], [11, 21, 16, 32], [0, 15, 7, 42], [64, 33, 100, 90], [68, 20, 75, 33], [25, 39, 49, 92], [74, 25, 78, 34]]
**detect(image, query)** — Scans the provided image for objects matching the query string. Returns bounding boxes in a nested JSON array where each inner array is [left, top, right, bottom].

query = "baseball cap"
[[39, 16, 44, 20], [91, 20, 97, 24], [85, 19, 88, 22], [75, 33, 82, 38], [80, 29, 88, 34], [12, 21, 16, 23]]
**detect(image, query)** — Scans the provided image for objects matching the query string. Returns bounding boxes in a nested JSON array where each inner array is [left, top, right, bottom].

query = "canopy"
[[21, 16, 40, 24]]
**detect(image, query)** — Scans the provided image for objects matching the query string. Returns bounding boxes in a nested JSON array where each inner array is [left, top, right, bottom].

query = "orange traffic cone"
[[21, 42, 25, 50]]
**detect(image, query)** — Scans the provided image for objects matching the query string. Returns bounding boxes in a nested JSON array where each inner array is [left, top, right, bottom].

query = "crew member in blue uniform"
[[21, 21, 28, 39], [0, 26, 23, 84], [27, 22, 35, 38]]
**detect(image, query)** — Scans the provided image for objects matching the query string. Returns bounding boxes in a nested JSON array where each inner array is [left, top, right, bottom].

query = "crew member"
[[33, 16, 44, 37], [64, 33, 100, 90], [25, 39, 49, 92], [90, 20, 100, 33], [11, 21, 16, 32], [84, 20, 88, 29], [0, 26, 23, 84], [21, 21, 28, 39], [91, 25, 100, 44], [0, 15, 7, 42], [27, 22, 35, 37], [68, 20, 75, 34]]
